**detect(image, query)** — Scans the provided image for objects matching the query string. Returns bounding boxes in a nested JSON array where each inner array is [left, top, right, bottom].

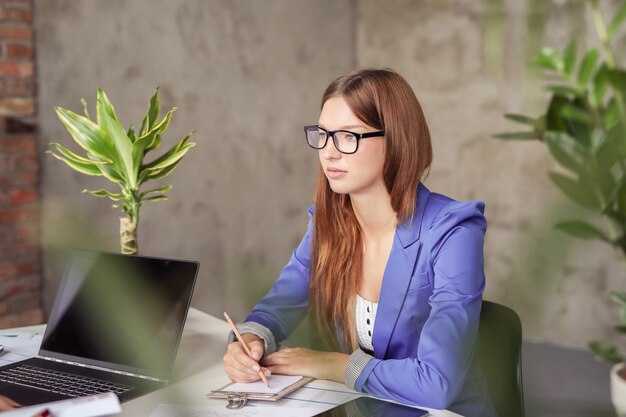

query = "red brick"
[[6, 117, 35, 133], [18, 308, 43, 325], [5, 8, 31, 24], [0, 135, 35, 151], [11, 153, 37, 171], [0, 243, 37, 260], [0, 97, 35, 116], [0, 206, 37, 224], [0, 302, 8, 315], [17, 260, 38, 275], [0, 6, 6, 21], [0, 314, 18, 328], [6, 78, 35, 96], [0, 262, 17, 280], [0, 25, 31, 40], [0, 225, 12, 242], [0, 154, 8, 171], [15, 223, 37, 243], [3, 0, 33, 5], [0, 61, 33, 77], [9, 188, 36, 205], [6, 170, 37, 186], [5, 42, 32, 58], [0, 79, 5, 96]]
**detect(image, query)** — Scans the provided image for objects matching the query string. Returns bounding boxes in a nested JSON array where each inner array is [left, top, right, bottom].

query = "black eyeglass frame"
[[303, 125, 385, 155]]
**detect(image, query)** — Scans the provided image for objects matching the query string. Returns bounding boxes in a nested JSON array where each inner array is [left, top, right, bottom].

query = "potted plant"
[[495, 0, 626, 413], [48, 88, 195, 254]]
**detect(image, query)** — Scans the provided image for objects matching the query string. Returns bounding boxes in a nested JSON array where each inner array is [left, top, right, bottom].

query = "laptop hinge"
[[38, 356, 168, 384]]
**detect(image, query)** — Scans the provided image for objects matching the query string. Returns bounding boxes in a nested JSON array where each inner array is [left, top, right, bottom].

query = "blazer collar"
[[395, 183, 430, 248]]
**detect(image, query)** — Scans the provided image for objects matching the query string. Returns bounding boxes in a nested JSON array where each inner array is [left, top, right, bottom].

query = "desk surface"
[[9, 308, 458, 417]]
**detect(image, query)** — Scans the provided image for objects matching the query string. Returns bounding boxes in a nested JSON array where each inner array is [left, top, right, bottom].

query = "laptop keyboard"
[[0, 365, 134, 397]]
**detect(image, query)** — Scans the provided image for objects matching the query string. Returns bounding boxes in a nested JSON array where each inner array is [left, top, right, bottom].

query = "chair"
[[477, 301, 525, 417]]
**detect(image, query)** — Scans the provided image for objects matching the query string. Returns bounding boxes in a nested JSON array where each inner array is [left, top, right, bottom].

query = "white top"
[[355, 293, 378, 351]]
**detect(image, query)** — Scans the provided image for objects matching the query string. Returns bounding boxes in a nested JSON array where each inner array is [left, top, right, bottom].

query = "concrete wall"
[[356, 0, 626, 347], [35, 0, 626, 348], [35, 0, 355, 321]]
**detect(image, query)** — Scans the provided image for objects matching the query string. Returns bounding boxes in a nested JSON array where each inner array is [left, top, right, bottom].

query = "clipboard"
[[207, 376, 314, 409]]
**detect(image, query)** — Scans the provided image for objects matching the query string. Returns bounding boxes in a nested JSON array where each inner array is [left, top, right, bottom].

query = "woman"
[[223, 68, 495, 417]]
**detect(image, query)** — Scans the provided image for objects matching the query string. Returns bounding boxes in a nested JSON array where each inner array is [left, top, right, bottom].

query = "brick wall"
[[0, 0, 43, 327]]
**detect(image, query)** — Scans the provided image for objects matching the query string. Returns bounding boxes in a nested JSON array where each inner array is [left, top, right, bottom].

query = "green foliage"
[[496, 0, 626, 363], [48, 88, 196, 253]]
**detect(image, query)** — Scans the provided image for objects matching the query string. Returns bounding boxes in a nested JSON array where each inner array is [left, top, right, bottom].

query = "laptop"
[[0, 250, 199, 406]]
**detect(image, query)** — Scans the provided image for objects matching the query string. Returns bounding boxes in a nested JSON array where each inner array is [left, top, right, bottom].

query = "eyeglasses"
[[304, 125, 385, 154]]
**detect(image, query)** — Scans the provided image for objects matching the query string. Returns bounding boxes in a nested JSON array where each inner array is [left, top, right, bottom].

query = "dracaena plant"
[[495, 0, 626, 364], [48, 88, 195, 255]]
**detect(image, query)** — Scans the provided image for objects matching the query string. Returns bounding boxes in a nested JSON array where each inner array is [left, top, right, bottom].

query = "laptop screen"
[[39, 250, 198, 380]]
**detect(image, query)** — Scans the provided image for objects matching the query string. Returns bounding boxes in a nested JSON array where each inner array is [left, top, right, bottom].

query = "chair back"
[[477, 300, 524, 417]]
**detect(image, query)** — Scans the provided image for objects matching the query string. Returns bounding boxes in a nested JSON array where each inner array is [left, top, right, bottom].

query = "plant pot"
[[612, 362, 626, 417]]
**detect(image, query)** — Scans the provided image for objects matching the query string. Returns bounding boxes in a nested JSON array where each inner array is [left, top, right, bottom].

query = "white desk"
[[5, 308, 460, 416]]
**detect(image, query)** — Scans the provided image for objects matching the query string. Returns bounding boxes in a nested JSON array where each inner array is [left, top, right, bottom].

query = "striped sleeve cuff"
[[226, 321, 278, 356], [345, 349, 374, 390]]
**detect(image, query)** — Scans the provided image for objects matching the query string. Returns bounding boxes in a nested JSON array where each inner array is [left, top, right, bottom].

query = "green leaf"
[[608, 1, 626, 38], [504, 113, 539, 126], [143, 143, 195, 172], [549, 172, 600, 209], [493, 131, 539, 140], [590, 64, 609, 108], [139, 185, 172, 199], [48, 143, 109, 165], [143, 194, 169, 202], [561, 103, 595, 126], [96, 89, 136, 188], [140, 87, 160, 135], [536, 47, 564, 73], [577, 49, 599, 87], [143, 133, 194, 171], [605, 97, 622, 128], [80, 98, 91, 120], [82, 188, 126, 201], [544, 131, 589, 175], [46, 151, 103, 176], [127, 126, 136, 143], [546, 95, 570, 132], [588, 340, 624, 363], [96, 163, 125, 184], [607, 69, 626, 93], [554, 220, 609, 240], [563, 41, 577, 77], [133, 108, 177, 173], [55, 107, 118, 163], [144, 158, 183, 181], [610, 291, 626, 306], [546, 85, 581, 96]]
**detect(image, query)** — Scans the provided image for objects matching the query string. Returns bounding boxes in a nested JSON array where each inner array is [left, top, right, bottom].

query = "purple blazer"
[[245, 184, 496, 417]]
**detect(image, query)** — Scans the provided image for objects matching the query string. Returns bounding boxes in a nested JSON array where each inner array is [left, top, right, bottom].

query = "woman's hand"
[[223, 333, 271, 383], [264, 347, 349, 382], [0, 395, 20, 410]]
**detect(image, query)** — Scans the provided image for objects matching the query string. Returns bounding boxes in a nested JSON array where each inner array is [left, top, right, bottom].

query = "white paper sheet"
[[0, 331, 43, 366], [222, 375, 303, 394], [0, 392, 121, 417]]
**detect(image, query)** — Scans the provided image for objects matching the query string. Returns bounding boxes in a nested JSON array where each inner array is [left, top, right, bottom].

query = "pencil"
[[224, 311, 270, 388]]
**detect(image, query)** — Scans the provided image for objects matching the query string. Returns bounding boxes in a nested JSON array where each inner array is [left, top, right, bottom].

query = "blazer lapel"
[[372, 183, 430, 358], [373, 239, 422, 358]]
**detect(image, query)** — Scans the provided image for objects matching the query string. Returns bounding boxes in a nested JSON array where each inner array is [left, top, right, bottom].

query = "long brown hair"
[[309, 68, 433, 351]]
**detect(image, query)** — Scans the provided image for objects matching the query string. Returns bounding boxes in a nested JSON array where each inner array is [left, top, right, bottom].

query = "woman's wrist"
[[325, 352, 350, 382]]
